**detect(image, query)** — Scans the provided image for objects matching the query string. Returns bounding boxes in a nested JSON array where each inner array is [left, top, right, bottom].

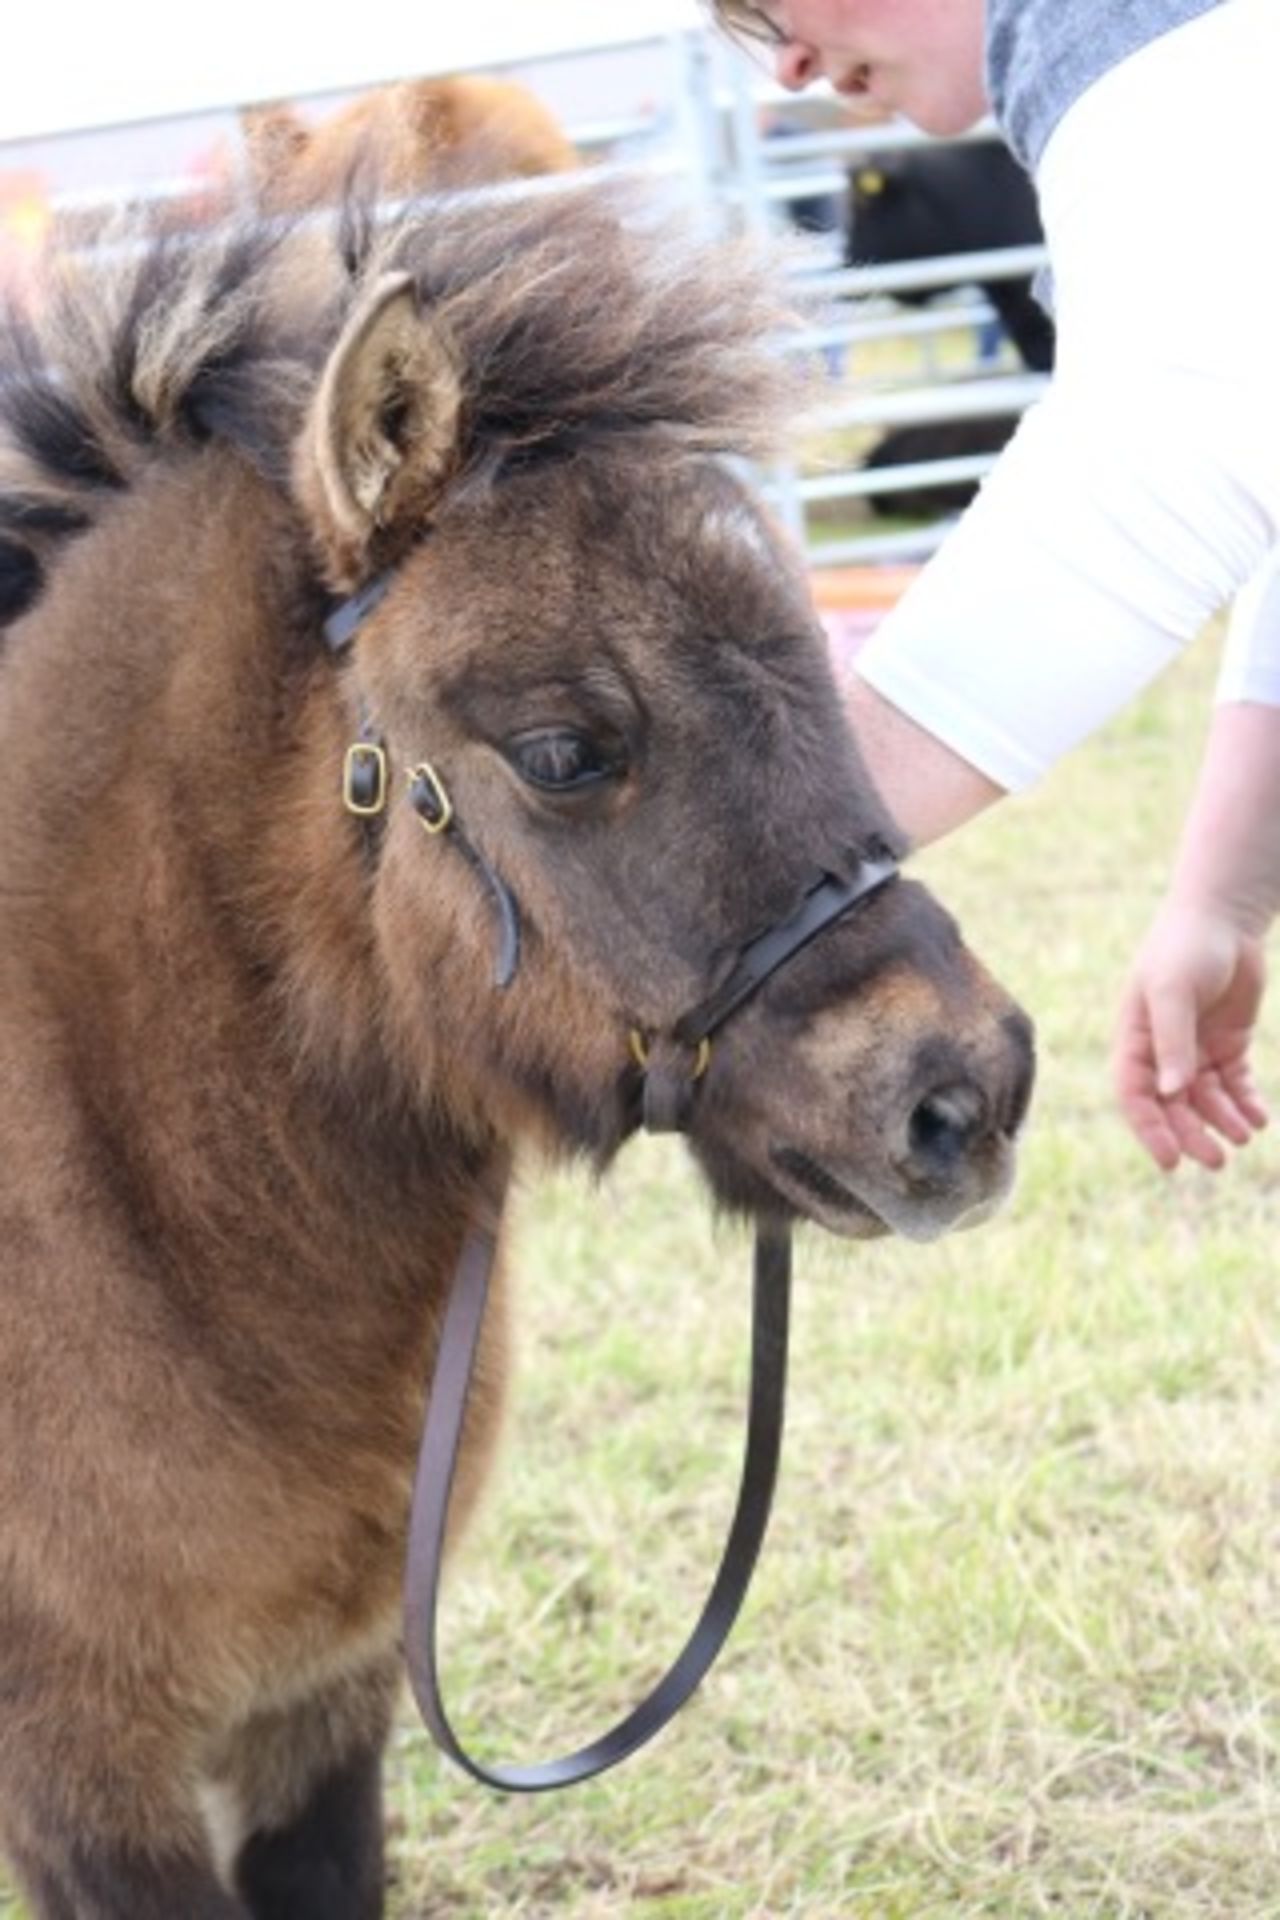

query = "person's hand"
[[1113, 901, 1270, 1171]]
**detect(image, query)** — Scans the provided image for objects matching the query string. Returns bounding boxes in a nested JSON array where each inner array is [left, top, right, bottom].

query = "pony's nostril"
[[908, 1083, 987, 1169]]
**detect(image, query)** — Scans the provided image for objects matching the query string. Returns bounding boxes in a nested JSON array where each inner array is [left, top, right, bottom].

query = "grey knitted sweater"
[[986, 0, 1223, 171]]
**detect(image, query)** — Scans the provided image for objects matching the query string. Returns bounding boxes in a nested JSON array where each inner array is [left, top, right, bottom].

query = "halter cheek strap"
[[403, 760, 522, 989], [324, 573, 522, 989]]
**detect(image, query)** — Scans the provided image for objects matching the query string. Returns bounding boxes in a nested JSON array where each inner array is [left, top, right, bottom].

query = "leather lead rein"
[[403, 1161, 792, 1792]]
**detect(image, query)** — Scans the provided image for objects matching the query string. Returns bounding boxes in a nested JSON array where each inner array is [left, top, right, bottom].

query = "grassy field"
[[5, 630, 1279, 1918]]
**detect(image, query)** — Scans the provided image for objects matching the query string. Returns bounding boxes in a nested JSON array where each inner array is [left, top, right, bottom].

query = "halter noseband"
[[631, 858, 898, 1132]]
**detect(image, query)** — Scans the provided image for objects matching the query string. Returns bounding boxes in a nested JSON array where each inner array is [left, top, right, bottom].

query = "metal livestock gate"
[[0, 4, 1049, 572]]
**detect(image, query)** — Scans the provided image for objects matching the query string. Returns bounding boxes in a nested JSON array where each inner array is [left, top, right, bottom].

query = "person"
[[709, 0, 1280, 1176]]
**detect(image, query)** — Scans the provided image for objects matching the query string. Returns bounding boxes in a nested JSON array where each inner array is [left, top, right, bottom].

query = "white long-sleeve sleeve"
[[1219, 544, 1280, 705], [855, 0, 1280, 791]]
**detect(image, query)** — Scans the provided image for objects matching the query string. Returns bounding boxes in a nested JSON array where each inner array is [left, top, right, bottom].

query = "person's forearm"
[[844, 675, 1004, 848], [1167, 701, 1280, 937]]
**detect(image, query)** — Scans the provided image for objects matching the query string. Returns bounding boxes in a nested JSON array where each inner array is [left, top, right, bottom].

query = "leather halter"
[[632, 859, 898, 1133], [322, 569, 899, 1791], [324, 573, 522, 988]]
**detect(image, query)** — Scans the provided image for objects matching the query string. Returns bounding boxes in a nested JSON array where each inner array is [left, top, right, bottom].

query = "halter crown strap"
[[322, 570, 394, 654]]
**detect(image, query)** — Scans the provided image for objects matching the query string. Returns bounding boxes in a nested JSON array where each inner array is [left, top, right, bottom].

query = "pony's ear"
[[295, 271, 462, 588]]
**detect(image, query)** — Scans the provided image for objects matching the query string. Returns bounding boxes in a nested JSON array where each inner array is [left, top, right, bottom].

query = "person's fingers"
[[1164, 1092, 1228, 1171], [1112, 984, 1180, 1167], [1113, 926, 1270, 1172], [1215, 1056, 1271, 1130], [1145, 977, 1200, 1099], [1188, 1068, 1258, 1146], [1124, 1093, 1184, 1171]]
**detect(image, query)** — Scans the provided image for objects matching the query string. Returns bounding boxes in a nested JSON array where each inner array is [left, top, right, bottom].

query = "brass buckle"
[[628, 1030, 712, 1079], [406, 761, 454, 835], [343, 741, 388, 817]]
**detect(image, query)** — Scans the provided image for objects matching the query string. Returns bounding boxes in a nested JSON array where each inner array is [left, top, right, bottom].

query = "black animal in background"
[[849, 139, 1055, 516], [848, 138, 1053, 370]]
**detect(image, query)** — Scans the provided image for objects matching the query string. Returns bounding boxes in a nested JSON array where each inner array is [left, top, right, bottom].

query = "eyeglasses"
[[716, 3, 790, 49]]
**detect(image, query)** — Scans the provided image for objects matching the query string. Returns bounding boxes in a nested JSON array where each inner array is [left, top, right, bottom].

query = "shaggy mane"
[[0, 184, 812, 626]]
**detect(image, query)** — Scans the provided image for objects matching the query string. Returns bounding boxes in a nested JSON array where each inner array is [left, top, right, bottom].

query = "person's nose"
[[774, 39, 819, 90]]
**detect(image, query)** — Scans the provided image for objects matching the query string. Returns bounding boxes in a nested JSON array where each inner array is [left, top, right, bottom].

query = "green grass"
[[6, 631, 1280, 1917]]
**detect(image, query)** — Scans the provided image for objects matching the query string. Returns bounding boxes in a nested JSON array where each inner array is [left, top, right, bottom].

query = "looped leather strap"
[[403, 1150, 792, 1793]]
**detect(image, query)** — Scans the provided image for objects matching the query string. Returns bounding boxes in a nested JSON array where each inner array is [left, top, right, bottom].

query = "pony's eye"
[[504, 728, 623, 794]]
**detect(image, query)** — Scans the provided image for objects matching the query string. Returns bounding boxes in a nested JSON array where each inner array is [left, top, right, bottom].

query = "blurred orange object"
[[810, 565, 920, 672], [0, 170, 50, 304], [809, 564, 920, 611]]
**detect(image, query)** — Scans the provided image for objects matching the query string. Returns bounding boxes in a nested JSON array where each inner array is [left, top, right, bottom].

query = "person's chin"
[[908, 93, 989, 137]]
